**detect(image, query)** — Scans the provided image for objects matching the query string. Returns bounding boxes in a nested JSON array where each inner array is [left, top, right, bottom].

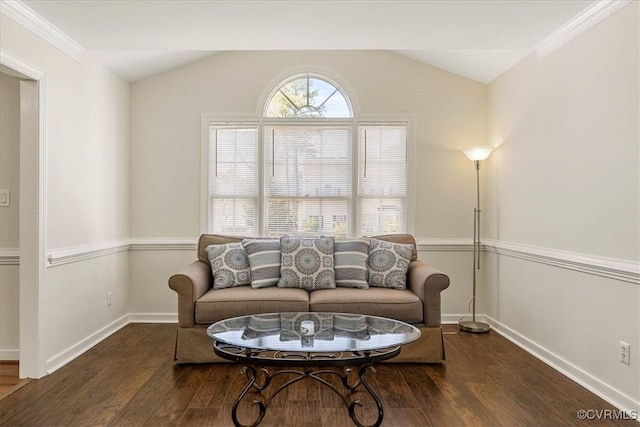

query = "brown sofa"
[[168, 233, 450, 363]]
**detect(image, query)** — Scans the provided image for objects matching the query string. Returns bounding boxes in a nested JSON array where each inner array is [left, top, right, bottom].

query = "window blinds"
[[358, 125, 407, 235], [264, 125, 352, 237], [208, 122, 407, 237], [209, 125, 258, 235]]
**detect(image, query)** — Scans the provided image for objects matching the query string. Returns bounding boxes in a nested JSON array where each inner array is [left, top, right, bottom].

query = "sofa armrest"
[[407, 260, 450, 327], [168, 260, 212, 327]]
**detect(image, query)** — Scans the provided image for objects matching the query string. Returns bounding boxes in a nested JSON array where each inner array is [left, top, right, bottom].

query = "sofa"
[[168, 233, 450, 363]]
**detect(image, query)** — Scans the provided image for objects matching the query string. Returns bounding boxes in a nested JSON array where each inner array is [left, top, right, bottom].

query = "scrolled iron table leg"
[[231, 366, 267, 427], [346, 364, 384, 427]]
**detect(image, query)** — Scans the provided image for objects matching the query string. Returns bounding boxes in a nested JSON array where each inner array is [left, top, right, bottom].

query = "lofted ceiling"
[[17, 0, 599, 83]]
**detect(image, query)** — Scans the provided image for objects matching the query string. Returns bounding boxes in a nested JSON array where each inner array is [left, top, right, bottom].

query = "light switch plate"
[[0, 190, 9, 207]]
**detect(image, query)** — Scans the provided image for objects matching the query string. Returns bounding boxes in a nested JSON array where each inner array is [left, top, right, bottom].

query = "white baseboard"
[[44, 313, 177, 374], [484, 316, 640, 418], [0, 349, 20, 360], [45, 314, 129, 374]]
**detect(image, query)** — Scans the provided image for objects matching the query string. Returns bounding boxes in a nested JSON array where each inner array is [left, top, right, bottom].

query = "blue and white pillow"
[[367, 238, 413, 289], [206, 243, 251, 289]]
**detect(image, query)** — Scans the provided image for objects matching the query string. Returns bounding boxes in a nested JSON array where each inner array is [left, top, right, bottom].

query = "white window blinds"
[[264, 125, 352, 237], [209, 125, 258, 235], [358, 125, 407, 235]]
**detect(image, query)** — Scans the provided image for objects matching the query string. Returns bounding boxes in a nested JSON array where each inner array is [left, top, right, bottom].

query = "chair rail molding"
[[0, 247, 20, 265], [483, 239, 639, 285], [416, 238, 474, 252], [46, 238, 198, 266], [47, 240, 130, 267], [0, 0, 85, 60], [128, 237, 197, 252]]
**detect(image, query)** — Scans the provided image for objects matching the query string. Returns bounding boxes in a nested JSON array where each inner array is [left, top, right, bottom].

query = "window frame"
[[201, 103, 414, 237]]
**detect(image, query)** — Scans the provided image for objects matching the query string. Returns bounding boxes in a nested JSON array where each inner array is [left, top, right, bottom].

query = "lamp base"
[[459, 320, 490, 333]]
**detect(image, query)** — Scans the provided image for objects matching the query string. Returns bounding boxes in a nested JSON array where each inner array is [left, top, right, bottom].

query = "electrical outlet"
[[620, 341, 630, 365], [107, 291, 112, 306]]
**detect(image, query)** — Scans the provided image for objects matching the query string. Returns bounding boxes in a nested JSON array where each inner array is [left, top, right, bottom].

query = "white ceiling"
[[20, 0, 597, 83]]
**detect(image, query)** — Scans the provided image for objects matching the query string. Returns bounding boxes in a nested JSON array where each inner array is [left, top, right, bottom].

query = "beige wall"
[[1, 13, 131, 371], [486, 2, 639, 407], [129, 50, 487, 314], [0, 72, 20, 359], [0, 73, 20, 248]]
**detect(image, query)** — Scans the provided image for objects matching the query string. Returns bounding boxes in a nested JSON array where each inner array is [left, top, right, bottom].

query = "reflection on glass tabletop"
[[207, 312, 421, 353]]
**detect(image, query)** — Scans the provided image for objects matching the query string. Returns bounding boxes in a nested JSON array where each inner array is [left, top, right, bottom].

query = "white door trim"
[[0, 48, 48, 379]]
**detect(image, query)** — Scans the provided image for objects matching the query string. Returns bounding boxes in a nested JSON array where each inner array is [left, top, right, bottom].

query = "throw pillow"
[[334, 238, 369, 289], [242, 239, 281, 288], [367, 238, 413, 289], [277, 236, 336, 292], [206, 243, 251, 289]]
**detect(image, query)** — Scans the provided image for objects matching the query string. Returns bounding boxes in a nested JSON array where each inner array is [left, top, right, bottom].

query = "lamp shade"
[[462, 146, 494, 161]]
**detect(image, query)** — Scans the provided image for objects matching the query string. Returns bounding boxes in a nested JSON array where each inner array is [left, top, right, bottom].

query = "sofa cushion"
[[242, 239, 281, 288], [195, 287, 309, 324], [334, 238, 369, 289], [367, 238, 413, 289], [206, 242, 251, 289], [277, 236, 336, 291], [309, 288, 423, 324]]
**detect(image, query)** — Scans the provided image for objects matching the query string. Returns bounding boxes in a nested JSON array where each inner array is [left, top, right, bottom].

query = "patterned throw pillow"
[[277, 236, 336, 292], [334, 238, 369, 289], [206, 243, 251, 289], [367, 238, 413, 289], [242, 239, 281, 288]]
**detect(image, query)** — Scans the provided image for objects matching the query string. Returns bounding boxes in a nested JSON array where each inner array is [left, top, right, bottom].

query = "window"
[[264, 124, 352, 237], [208, 125, 258, 235], [265, 74, 352, 118], [205, 73, 409, 237]]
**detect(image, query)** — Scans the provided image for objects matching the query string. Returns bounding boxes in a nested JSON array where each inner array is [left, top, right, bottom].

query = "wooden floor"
[[0, 323, 635, 427], [0, 362, 30, 400]]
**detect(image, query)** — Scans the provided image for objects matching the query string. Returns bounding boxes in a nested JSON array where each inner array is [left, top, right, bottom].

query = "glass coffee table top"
[[207, 312, 421, 354]]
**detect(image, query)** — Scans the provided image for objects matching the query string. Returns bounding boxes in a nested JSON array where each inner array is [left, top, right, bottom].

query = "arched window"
[[265, 74, 352, 118], [205, 72, 408, 238]]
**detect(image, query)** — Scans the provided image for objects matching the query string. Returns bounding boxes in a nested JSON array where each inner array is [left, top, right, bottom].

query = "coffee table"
[[207, 312, 421, 427]]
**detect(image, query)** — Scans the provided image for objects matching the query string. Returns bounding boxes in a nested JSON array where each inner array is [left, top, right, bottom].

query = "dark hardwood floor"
[[0, 362, 30, 400], [0, 323, 634, 426]]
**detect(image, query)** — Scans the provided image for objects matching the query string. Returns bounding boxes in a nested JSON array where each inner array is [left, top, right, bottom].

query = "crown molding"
[[535, 0, 632, 58], [0, 0, 85, 60]]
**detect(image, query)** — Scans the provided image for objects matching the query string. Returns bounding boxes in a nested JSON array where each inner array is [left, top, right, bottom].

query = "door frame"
[[0, 49, 47, 379]]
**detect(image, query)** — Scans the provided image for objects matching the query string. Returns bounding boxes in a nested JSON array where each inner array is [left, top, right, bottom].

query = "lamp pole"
[[459, 148, 492, 333]]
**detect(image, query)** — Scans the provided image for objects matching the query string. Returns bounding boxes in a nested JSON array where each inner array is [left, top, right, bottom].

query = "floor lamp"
[[459, 146, 494, 333]]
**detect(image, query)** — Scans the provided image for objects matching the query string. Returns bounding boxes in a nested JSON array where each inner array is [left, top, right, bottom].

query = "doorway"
[[0, 52, 47, 379]]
